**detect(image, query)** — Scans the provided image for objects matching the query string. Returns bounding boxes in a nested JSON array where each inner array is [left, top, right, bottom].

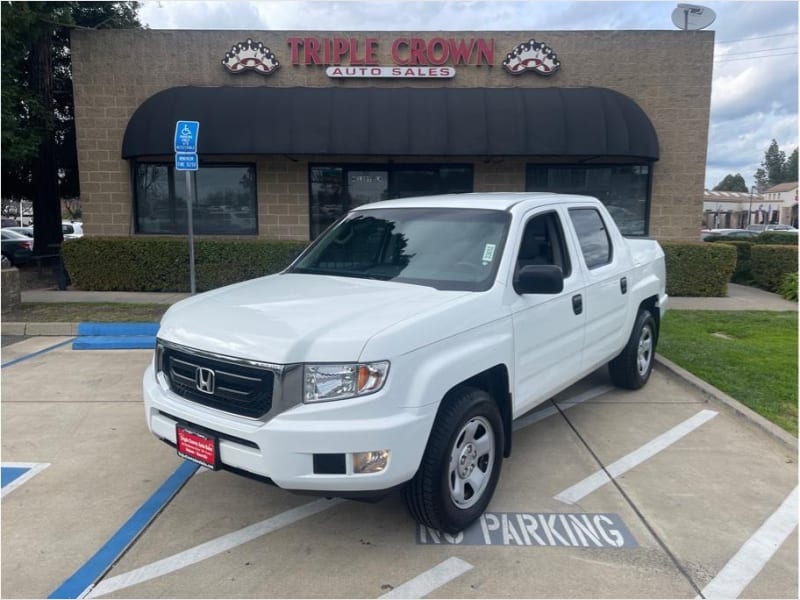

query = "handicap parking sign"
[[174, 121, 199, 153]]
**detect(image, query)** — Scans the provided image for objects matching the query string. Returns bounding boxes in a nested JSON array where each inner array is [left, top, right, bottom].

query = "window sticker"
[[482, 243, 496, 263]]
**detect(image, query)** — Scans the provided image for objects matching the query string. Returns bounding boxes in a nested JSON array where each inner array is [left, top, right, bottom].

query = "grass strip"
[[659, 310, 797, 435], [3, 302, 168, 323]]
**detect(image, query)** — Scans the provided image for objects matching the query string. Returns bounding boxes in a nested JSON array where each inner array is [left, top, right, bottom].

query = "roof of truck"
[[355, 192, 599, 212]]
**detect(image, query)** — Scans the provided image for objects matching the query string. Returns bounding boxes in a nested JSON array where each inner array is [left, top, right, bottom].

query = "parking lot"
[[2, 336, 797, 598]]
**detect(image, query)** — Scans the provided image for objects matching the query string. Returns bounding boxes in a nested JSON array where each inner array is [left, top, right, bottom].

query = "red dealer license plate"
[[176, 425, 219, 470]]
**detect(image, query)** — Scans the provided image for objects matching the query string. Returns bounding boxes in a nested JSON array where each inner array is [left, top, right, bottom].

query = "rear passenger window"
[[569, 208, 612, 269]]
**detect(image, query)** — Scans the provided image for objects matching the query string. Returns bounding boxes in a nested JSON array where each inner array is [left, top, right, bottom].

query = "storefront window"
[[310, 164, 473, 238], [134, 163, 257, 235], [526, 165, 651, 236]]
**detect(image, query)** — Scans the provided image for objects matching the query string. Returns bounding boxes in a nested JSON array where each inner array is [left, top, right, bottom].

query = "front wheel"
[[609, 308, 657, 389], [404, 387, 503, 534]]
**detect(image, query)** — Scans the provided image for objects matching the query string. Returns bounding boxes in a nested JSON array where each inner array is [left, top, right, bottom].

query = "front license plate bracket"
[[176, 424, 219, 470]]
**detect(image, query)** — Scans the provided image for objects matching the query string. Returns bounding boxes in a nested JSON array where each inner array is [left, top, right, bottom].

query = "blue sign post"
[[174, 120, 199, 173], [174, 121, 200, 293]]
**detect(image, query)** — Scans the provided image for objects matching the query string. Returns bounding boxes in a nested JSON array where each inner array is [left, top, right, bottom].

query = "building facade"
[[71, 29, 714, 241], [763, 182, 798, 227], [702, 189, 762, 229]]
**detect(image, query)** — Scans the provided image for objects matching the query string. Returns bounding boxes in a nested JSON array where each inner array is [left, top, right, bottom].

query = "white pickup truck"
[[144, 193, 667, 533]]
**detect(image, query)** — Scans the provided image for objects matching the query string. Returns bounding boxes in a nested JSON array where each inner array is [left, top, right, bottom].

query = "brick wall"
[[71, 29, 713, 240]]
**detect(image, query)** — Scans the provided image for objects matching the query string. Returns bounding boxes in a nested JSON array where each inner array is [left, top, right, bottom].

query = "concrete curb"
[[656, 354, 798, 451], [2, 322, 79, 336]]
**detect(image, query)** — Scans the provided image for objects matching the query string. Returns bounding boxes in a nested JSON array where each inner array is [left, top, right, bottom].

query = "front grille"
[[160, 345, 275, 418]]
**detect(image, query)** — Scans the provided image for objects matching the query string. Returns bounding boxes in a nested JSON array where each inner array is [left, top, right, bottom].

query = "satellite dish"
[[672, 4, 716, 30]]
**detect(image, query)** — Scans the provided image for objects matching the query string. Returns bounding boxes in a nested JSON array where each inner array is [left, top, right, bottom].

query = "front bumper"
[[143, 364, 437, 492]]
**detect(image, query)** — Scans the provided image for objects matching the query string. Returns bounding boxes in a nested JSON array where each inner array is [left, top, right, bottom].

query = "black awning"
[[121, 86, 659, 161]]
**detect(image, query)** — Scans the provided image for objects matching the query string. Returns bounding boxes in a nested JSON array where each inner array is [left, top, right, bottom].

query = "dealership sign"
[[326, 66, 454, 79], [221, 36, 560, 79]]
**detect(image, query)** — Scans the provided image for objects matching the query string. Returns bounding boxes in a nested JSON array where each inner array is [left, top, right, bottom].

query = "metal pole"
[[684, 9, 689, 31], [185, 170, 197, 294]]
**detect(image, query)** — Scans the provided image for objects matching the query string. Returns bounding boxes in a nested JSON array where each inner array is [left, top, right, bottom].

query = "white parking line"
[[85, 498, 344, 598], [699, 486, 798, 599], [379, 557, 474, 599], [554, 409, 718, 505], [513, 385, 615, 431]]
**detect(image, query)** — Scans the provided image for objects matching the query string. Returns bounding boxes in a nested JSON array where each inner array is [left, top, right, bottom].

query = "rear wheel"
[[404, 387, 503, 534], [609, 308, 656, 389]]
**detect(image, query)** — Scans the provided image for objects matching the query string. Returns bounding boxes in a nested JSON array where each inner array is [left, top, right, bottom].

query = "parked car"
[[701, 228, 759, 241], [144, 193, 668, 533], [1, 229, 33, 266], [62, 221, 83, 238], [764, 224, 798, 233], [4, 226, 34, 239]]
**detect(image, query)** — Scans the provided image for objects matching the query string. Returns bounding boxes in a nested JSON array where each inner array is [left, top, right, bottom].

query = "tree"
[[783, 148, 798, 183], [754, 140, 798, 192], [763, 140, 786, 187], [1, 1, 140, 253], [713, 173, 748, 192]]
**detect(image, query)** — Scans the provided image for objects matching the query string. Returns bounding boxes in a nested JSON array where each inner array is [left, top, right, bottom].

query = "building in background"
[[70, 29, 714, 242], [762, 182, 798, 227], [702, 189, 763, 230]]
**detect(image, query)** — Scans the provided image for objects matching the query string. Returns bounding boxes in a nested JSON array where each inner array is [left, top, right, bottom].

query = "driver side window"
[[515, 212, 572, 277]]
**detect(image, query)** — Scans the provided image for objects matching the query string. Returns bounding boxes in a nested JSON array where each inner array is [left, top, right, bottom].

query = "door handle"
[[572, 294, 583, 315], [620, 277, 628, 294]]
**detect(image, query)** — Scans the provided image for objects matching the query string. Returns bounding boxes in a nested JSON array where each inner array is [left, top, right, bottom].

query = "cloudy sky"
[[139, 0, 798, 189]]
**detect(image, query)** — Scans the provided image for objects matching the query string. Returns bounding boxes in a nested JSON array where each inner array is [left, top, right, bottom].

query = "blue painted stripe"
[[72, 336, 156, 350], [1, 466, 30, 487], [48, 460, 198, 599], [77, 323, 159, 336], [1, 338, 75, 369]]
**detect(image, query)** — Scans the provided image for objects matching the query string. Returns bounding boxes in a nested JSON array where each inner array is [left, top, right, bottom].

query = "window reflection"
[[135, 163, 257, 235], [310, 164, 473, 239], [526, 165, 650, 236]]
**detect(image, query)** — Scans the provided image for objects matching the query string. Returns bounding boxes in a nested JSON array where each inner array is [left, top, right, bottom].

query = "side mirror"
[[514, 264, 564, 295]]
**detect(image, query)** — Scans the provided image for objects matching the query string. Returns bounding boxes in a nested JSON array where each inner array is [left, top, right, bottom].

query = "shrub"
[[750, 245, 799, 293], [717, 241, 754, 284], [62, 237, 308, 292], [778, 272, 798, 301], [754, 232, 799, 246], [660, 241, 737, 297]]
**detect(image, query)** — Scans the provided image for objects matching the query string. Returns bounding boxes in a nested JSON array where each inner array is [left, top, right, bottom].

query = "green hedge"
[[750, 245, 799, 293], [754, 232, 799, 245], [718, 241, 754, 284], [779, 272, 798, 301], [62, 237, 309, 292], [660, 241, 737, 297]]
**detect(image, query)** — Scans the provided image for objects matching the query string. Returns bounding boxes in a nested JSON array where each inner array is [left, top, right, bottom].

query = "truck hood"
[[157, 273, 468, 363]]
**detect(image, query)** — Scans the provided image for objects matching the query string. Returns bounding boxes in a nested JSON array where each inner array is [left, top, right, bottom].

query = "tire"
[[404, 387, 503, 534], [609, 308, 657, 390]]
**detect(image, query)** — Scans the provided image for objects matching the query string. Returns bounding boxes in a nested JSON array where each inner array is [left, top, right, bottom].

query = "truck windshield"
[[288, 207, 510, 291]]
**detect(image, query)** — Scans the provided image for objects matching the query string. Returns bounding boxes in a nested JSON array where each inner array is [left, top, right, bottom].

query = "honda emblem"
[[195, 367, 215, 394]]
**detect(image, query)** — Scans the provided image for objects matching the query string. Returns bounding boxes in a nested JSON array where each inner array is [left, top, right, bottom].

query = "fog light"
[[353, 450, 390, 474]]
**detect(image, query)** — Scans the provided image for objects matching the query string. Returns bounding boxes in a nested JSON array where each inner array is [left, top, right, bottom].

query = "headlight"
[[304, 361, 390, 403]]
